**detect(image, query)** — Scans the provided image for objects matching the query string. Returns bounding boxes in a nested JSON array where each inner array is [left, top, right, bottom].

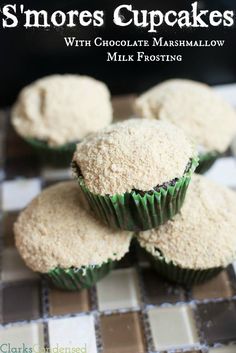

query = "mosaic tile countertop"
[[0, 87, 236, 353]]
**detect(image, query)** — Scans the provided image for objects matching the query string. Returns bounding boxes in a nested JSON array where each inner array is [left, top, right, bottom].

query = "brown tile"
[[141, 267, 185, 305], [227, 265, 236, 294], [112, 95, 136, 122], [100, 312, 146, 353], [5, 122, 34, 159], [3, 282, 41, 323], [5, 156, 40, 179], [197, 301, 236, 344], [173, 351, 202, 353], [162, 351, 202, 353], [49, 288, 90, 316], [192, 271, 233, 301], [2, 212, 19, 246]]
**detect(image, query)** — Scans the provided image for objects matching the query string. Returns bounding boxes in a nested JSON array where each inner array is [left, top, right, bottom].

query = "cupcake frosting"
[[73, 118, 196, 195], [135, 79, 236, 153], [14, 181, 132, 273], [138, 174, 236, 270], [12, 74, 113, 147]]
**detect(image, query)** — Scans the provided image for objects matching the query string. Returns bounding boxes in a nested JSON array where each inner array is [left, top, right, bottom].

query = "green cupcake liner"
[[26, 138, 76, 168], [146, 251, 223, 286], [45, 260, 115, 291], [77, 157, 199, 231], [195, 151, 220, 174]]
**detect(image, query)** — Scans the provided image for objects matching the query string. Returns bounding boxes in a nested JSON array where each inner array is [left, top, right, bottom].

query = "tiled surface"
[[209, 346, 236, 353], [141, 267, 185, 305], [100, 312, 146, 353], [148, 305, 199, 350], [0, 323, 45, 345], [48, 316, 97, 352], [1, 247, 38, 282], [0, 98, 236, 353], [205, 157, 236, 188], [2, 212, 18, 246], [48, 287, 91, 316], [197, 301, 236, 345], [2, 281, 41, 323], [192, 271, 234, 301], [97, 268, 140, 311], [2, 178, 41, 211]]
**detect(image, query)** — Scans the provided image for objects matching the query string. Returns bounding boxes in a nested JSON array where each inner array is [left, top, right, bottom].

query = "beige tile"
[[41, 167, 71, 181], [148, 305, 199, 350], [48, 315, 97, 352], [2, 178, 41, 211], [0, 323, 44, 345], [97, 268, 140, 311], [209, 346, 236, 353], [205, 157, 236, 189]]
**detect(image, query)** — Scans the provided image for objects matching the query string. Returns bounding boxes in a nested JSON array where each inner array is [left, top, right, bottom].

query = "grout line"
[[191, 301, 206, 346], [43, 321, 50, 348], [90, 284, 99, 312], [41, 278, 50, 319], [93, 312, 103, 353], [136, 263, 155, 352]]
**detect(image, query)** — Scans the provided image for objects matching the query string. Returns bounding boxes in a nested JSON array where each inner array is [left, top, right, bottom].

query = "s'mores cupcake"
[[135, 79, 236, 173], [138, 175, 236, 286], [72, 118, 198, 231], [14, 182, 132, 291], [12, 74, 113, 166]]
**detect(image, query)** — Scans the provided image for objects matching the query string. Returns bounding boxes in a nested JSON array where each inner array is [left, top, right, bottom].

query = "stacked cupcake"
[[13, 78, 236, 291], [72, 119, 198, 231], [12, 74, 113, 167], [14, 182, 132, 290], [138, 174, 236, 285], [135, 79, 236, 173]]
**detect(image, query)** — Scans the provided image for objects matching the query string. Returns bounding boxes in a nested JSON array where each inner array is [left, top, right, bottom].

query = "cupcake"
[[72, 118, 198, 231], [12, 74, 113, 167], [137, 174, 236, 286], [14, 181, 132, 291], [135, 79, 236, 173]]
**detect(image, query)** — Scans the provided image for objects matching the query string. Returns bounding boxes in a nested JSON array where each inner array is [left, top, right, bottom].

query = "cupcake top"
[[135, 79, 236, 153], [12, 74, 112, 147], [138, 174, 236, 270], [14, 181, 132, 273], [73, 118, 196, 195]]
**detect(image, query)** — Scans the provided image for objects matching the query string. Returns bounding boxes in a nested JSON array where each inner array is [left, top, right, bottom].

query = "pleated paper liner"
[[45, 260, 115, 291], [195, 150, 221, 174], [77, 157, 199, 231], [26, 137, 76, 167], [146, 251, 223, 286], [196, 144, 233, 174]]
